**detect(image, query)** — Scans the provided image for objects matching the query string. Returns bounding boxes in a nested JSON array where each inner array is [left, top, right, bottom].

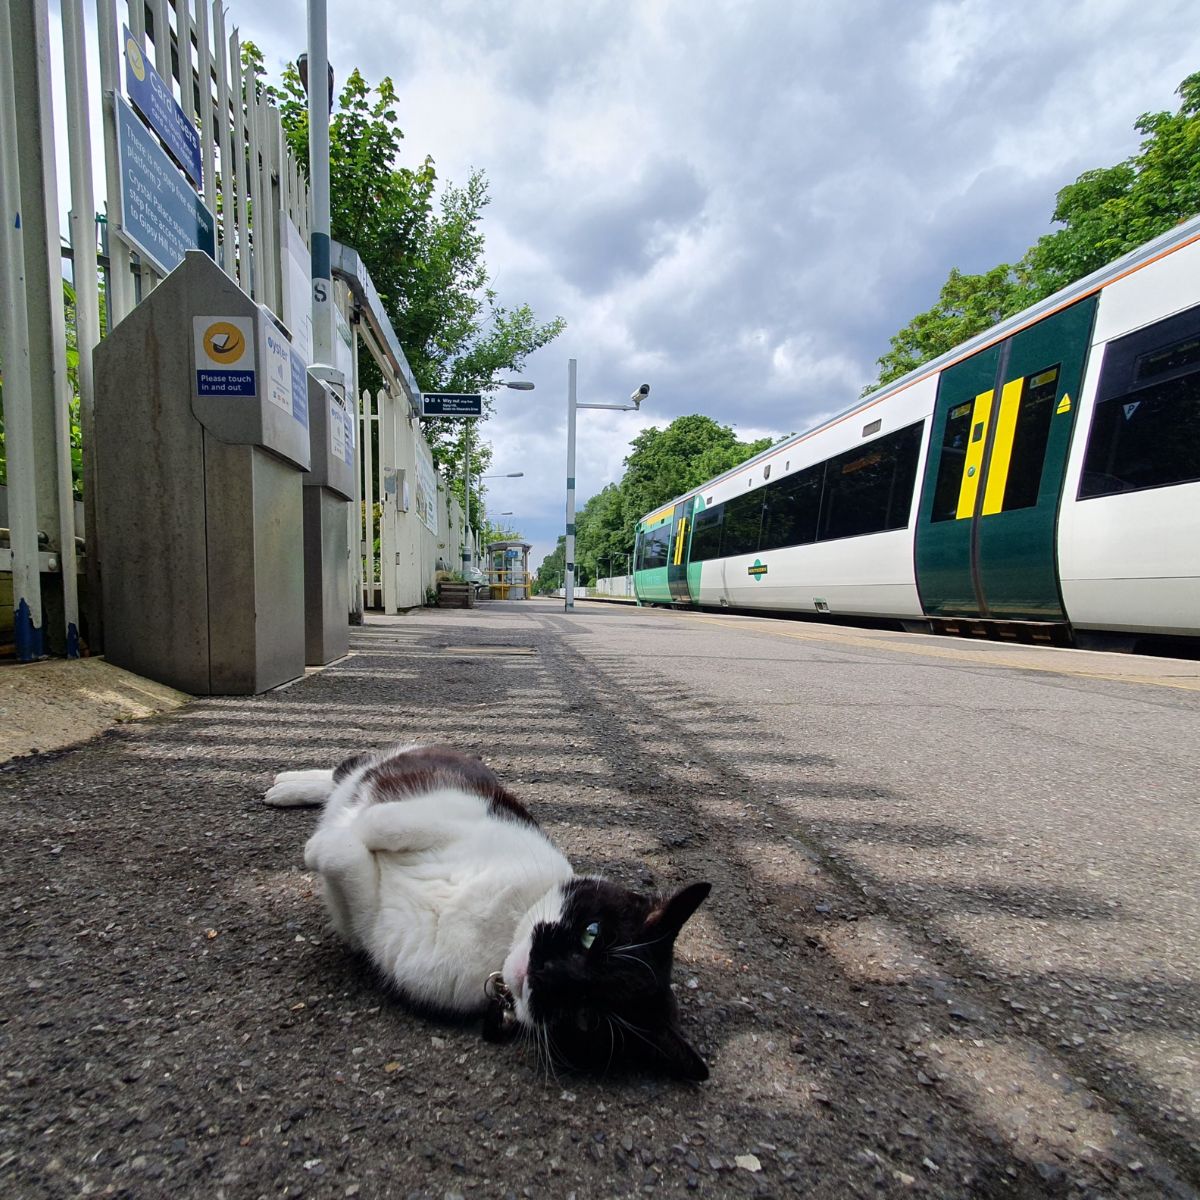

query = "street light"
[[461, 381, 534, 573], [564, 358, 649, 610]]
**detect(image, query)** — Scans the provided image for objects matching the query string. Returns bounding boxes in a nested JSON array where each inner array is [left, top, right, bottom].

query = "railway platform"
[[2, 600, 1197, 1199]]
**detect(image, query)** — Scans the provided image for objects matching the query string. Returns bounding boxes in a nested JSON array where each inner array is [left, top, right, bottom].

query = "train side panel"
[[704, 529, 924, 617], [691, 375, 937, 617], [1057, 237, 1200, 636]]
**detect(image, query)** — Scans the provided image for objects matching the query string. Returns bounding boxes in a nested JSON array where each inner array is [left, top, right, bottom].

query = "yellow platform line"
[[640, 609, 1200, 693]]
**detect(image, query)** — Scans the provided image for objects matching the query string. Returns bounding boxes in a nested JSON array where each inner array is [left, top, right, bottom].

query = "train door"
[[666, 499, 694, 604], [915, 297, 1097, 621]]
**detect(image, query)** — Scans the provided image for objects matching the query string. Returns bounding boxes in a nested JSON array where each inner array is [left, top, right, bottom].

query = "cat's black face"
[[523, 878, 711, 1081]]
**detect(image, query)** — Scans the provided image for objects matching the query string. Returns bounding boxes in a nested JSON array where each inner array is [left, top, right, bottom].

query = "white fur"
[[502, 886, 566, 1026], [263, 769, 337, 807], [279, 754, 573, 1016]]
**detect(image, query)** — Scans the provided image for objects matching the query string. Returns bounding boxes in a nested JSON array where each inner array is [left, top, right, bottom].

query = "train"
[[633, 214, 1200, 648]]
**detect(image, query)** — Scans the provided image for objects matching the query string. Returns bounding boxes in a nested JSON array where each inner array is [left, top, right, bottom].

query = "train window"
[[1080, 304, 1200, 498], [818, 422, 924, 542], [637, 525, 671, 570], [689, 505, 724, 562], [720, 489, 765, 557], [760, 463, 822, 551], [931, 401, 974, 522], [998, 365, 1059, 511]]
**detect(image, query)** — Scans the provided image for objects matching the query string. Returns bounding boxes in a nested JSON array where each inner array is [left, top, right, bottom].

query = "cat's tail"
[[263, 768, 337, 808]]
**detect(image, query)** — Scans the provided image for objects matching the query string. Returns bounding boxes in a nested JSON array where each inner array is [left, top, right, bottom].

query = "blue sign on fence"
[[123, 27, 203, 187], [116, 97, 215, 275]]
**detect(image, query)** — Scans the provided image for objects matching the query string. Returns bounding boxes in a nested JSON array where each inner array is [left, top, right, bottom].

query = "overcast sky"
[[242, 1, 1196, 570]]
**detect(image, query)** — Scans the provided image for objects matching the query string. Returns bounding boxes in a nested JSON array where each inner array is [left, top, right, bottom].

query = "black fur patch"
[[363, 745, 539, 827]]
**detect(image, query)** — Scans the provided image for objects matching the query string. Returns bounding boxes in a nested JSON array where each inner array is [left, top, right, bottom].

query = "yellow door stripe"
[[673, 517, 688, 565], [981, 377, 1025, 515], [955, 390, 993, 519]]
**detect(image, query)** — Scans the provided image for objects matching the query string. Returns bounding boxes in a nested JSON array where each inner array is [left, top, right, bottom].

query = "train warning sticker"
[[194, 316, 255, 396]]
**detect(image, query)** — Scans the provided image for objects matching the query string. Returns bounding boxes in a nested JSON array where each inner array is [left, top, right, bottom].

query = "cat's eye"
[[581, 921, 600, 950]]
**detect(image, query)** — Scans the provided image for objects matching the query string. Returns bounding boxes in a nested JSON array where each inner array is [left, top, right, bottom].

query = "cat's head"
[[502, 877, 712, 1081]]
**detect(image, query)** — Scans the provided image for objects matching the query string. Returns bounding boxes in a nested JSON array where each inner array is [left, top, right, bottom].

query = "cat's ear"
[[650, 1024, 709, 1082], [644, 881, 712, 942]]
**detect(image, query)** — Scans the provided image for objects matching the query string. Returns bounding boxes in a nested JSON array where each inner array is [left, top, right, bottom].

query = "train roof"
[[638, 211, 1200, 525]]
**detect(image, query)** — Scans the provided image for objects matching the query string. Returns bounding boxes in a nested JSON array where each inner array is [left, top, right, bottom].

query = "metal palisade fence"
[[0, 0, 311, 661]]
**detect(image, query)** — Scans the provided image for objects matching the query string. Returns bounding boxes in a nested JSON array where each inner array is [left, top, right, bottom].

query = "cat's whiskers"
[[611, 1012, 659, 1055], [538, 1022, 562, 1085], [603, 1015, 620, 1074], [612, 932, 672, 954], [610, 949, 657, 984]]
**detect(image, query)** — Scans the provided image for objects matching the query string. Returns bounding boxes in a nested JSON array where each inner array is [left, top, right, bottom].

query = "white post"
[[564, 357, 577, 610], [229, 30, 251, 294], [196, 0, 217, 222], [178, 0, 195, 125], [0, 0, 43, 659], [18, 0, 79, 655], [95, 0, 134, 324], [361, 386, 376, 608], [213, 1, 234, 274], [349, 321, 364, 620], [379, 387, 397, 612], [307, 0, 334, 366], [63, 0, 100, 652], [151, 0, 170, 76]]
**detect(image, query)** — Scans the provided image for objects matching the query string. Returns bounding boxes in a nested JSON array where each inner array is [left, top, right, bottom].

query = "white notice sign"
[[259, 314, 293, 415], [330, 393, 346, 462]]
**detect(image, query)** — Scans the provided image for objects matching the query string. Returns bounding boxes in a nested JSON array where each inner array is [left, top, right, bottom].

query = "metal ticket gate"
[[302, 367, 354, 664], [93, 252, 310, 694]]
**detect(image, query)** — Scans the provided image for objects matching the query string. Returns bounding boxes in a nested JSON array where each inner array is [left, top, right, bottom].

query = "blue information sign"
[[116, 97, 215, 275], [421, 392, 483, 417], [123, 27, 203, 187]]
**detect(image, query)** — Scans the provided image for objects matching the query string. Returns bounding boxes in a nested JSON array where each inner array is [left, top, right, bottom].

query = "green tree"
[[1017, 71, 1200, 299], [867, 70, 1200, 392], [537, 414, 773, 584], [870, 264, 1023, 388], [245, 46, 564, 520], [535, 536, 566, 594], [620, 415, 773, 540]]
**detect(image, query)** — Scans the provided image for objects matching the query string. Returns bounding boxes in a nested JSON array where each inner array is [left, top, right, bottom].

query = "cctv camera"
[[631, 383, 650, 407]]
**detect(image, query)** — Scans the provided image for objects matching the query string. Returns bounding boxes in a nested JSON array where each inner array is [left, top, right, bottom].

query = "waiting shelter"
[[486, 541, 532, 599]]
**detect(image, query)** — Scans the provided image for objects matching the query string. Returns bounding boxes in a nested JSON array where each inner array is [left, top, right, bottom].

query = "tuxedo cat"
[[264, 744, 711, 1080]]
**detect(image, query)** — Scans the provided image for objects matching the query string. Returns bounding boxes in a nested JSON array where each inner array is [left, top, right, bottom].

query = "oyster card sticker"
[[260, 319, 295, 417], [194, 317, 256, 396]]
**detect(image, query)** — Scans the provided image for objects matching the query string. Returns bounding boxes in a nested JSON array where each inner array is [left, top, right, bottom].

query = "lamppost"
[[460, 380, 534, 573], [565, 358, 649, 610]]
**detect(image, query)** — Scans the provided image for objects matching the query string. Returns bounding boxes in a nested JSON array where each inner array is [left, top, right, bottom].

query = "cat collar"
[[483, 972, 518, 1042]]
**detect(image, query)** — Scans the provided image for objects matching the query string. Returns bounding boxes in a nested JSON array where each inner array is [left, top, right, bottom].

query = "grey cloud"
[[538, 158, 708, 291]]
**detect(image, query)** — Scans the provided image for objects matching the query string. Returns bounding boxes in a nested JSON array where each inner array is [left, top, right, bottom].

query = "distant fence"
[[554, 575, 635, 601]]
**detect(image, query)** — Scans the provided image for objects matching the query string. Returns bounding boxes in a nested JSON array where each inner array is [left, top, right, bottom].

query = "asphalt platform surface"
[[2, 599, 1198, 1199]]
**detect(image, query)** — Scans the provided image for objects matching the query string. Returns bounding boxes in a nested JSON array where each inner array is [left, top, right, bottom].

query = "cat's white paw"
[[263, 769, 335, 807]]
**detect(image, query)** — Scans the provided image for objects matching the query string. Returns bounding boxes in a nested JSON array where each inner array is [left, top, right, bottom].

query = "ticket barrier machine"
[[302, 367, 354, 665], [93, 252, 310, 694]]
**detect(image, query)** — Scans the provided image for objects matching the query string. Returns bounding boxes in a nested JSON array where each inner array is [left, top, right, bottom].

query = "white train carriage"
[[634, 215, 1200, 644]]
